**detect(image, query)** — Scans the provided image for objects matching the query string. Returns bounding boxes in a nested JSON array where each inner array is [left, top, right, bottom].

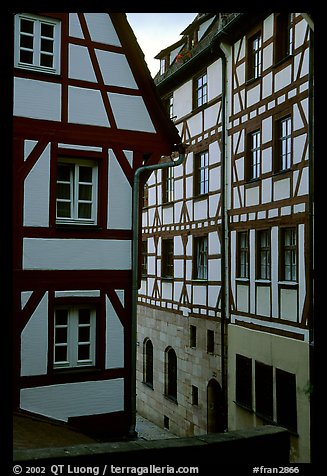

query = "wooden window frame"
[[256, 229, 271, 280], [141, 240, 148, 278], [56, 158, 98, 226], [237, 231, 249, 279], [274, 115, 292, 173], [246, 129, 261, 181], [280, 227, 298, 282], [247, 30, 262, 81], [162, 238, 174, 279], [194, 150, 209, 197], [274, 13, 295, 64], [14, 13, 61, 74], [162, 166, 174, 204], [193, 70, 208, 109], [193, 235, 208, 280], [54, 305, 96, 369]]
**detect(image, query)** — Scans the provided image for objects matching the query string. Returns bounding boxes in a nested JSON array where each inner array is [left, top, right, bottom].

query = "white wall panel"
[[69, 44, 97, 82], [84, 13, 121, 46], [20, 378, 124, 421], [68, 86, 109, 127], [69, 13, 84, 38], [108, 149, 132, 230], [23, 144, 51, 227], [106, 296, 124, 369], [14, 78, 61, 121], [96, 50, 137, 89], [23, 238, 131, 270], [108, 93, 155, 132], [21, 293, 48, 376]]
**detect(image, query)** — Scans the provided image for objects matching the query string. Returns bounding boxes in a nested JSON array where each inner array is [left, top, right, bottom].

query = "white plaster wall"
[[256, 286, 270, 317], [21, 293, 48, 376], [23, 144, 51, 227], [207, 59, 222, 100], [274, 177, 291, 201], [107, 149, 132, 230], [14, 78, 61, 121], [20, 378, 124, 422], [84, 13, 121, 46], [68, 44, 97, 82], [69, 13, 84, 38], [106, 295, 124, 369], [23, 238, 131, 270], [245, 186, 260, 207], [275, 65, 292, 92], [68, 86, 109, 127], [95, 49, 138, 89], [108, 93, 155, 133]]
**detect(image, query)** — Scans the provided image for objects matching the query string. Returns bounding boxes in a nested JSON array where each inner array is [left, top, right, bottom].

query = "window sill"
[[278, 281, 298, 287], [53, 366, 100, 375], [162, 277, 174, 282], [55, 222, 100, 230], [142, 381, 154, 390], [192, 279, 208, 284], [164, 395, 178, 405], [255, 279, 271, 285], [193, 193, 209, 202], [235, 278, 250, 283]]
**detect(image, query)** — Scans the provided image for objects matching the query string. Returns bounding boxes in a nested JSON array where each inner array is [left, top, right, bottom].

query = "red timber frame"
[[13, 12, 181, 436]]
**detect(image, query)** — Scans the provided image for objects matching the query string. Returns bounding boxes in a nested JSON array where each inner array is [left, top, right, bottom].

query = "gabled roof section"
[[107, 13, 182, 156]]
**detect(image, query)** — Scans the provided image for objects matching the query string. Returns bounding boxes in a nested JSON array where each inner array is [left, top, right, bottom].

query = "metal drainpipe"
[[216, 42, 228, 431], [129, 147, 185, 437]]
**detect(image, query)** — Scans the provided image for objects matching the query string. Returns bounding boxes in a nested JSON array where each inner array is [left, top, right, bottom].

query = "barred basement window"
[[14, 13, 61, 74], [54, 306, 96, 369]]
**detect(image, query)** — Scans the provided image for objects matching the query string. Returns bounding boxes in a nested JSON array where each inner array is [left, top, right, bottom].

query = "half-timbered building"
[[13, 12, 181, 438], [136, 13, 314, 462]]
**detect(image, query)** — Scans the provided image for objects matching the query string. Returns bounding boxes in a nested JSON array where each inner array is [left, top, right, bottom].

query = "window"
[[141, 240, 148, 278], [194, 150, 209, 196], [162, 239, 174, 278], [255, 361, 273, 421], [276, 369, 297, 432], [235, 354, 252, 409], [274, 116, 292, 172], [246, 130, 261, 180], [56, 159, 98, 225], [142, 183, 149, 208], [192, 385, 199, 406], [165, 347, 177, 402], [190, 325, 197, 348], [162, 167, 174, 204], [160, 56, 168, 75], [193, 71, 207, 108], [237, 231, 249, 279], [163, 94, 174, 119], [143, 338, 153, 388], [257, 230, 271, 280], [193, 235, 208, 280], [275, 13, 295, 63], [247, 32, 262, 80], [207, 329, 215, 354], [54, 306, 96, 369], [281, 227, 297, 281], [15, 14, 61, 74]]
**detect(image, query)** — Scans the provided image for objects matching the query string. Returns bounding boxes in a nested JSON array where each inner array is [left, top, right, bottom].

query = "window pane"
[[79, 166, 93, 183], [78, 326, 90, 342], [41, 23, 54, 38], [57, 201, 71, 218], [78, 203, 92, 219], [55, 346, 67, 363], [79, 309, 91, 324], [78, 344, 90, 361], [20, 50, 33, 64], [41, 38, 54, 53], [57, 183, 71, 200], [21, 19, 34, 34], [55, 309, 68, 325], [55, 327, 67, 344], [40, 54, 53, 68], [20, 35, 33, 49], [79, 184, 92, 201]]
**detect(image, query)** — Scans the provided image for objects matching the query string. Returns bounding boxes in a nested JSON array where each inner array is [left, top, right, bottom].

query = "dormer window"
[[160, 56, 168, 75], [14, 13, 61, 74]]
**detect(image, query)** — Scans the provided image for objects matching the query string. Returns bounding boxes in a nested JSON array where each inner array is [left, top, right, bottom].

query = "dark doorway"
[[207, 378, 224, 433]]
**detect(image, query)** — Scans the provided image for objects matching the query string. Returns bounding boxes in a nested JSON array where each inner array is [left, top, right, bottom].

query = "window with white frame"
[[246, 130, 261, 180], [56, 159, 98, 225], [193, 235, 208, 280], [54, 306, 96, 369], [14, 13, 61, 74]]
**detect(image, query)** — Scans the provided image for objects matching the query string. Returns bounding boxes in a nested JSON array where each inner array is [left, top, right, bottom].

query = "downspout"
[[216, 42, 229, 431], [129, 146, 185, 437]]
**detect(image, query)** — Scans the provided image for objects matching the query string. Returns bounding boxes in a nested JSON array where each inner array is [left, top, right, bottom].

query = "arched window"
[[165, 347, 177, 402], [143, 338, 153, 388]]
